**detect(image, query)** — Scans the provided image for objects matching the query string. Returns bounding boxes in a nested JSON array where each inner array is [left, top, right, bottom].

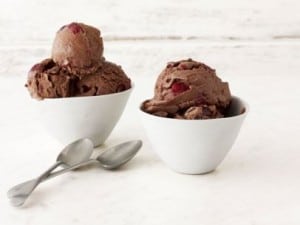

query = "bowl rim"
[[40, 82, 134, 102], [139, 95, 249, 122]]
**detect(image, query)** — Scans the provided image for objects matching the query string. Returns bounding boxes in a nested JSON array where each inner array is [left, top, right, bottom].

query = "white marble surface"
[[1, 0, 300, 224]]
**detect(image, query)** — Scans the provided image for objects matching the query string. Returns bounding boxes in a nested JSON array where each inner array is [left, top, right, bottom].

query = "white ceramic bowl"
[[139, 96, 248, 174], [36, 87, 132, 147]]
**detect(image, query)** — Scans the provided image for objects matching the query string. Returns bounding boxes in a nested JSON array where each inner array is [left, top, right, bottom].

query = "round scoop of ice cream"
[[52, 22, 103, 73], [26, 59, 78, 99], [143, 59, 231, 119], [76, 61, 131, 96]]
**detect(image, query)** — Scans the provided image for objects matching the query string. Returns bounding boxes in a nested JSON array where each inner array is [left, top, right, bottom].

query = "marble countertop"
[[1, 0, 300, 224]]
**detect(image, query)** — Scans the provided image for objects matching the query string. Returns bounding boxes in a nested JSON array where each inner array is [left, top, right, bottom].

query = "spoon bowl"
[[58, 138, 94, 167], [97, 140, 142, 169]]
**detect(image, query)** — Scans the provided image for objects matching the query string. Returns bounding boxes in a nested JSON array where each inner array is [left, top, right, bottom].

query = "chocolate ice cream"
[[142, 59, 231, 119], [26, 22, 131, 99], [76, 61, 131, 96], [27, 59, 76, 99], [27, 59, 130, 99], [52, 22, 103, 74]]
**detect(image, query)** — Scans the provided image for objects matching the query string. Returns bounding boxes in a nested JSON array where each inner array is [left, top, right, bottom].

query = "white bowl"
[[36, 87, 132, 147], [139, 96, 248, 174]]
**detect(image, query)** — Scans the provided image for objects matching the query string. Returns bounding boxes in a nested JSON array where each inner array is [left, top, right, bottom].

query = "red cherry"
[[179, 64, 187, 70], [171, 82, 189, 94], [67, 23, 83, 34]]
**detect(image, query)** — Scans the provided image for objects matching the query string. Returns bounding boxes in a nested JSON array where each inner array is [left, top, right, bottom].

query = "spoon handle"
[[8, 161, 63, 206], [46, 159, 97, 180], [8, 159, 96, 202]]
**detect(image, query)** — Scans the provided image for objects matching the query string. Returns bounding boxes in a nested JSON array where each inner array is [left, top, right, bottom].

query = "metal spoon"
[[8, 138, 94, 206], [28, 139, 142, 181], [9, 140, 142, 207]]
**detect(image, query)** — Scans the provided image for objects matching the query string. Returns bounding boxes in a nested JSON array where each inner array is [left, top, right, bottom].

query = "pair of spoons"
[[8, 139, 142, 207]]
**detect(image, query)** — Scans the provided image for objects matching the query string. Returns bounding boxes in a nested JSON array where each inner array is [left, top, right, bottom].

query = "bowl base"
[[169, 167, 216, 175]]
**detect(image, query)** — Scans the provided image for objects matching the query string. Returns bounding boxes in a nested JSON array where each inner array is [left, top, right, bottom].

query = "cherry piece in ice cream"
[[67, 22, 84, 34], [171, 82, 189, 94]]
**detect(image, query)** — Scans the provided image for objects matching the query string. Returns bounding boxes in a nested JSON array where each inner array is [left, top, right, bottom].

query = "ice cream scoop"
[[142, 59, 231, 119], [76, 61, 131, 96], [52, 22, 104, 73], [26, 59, 75, 99]]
